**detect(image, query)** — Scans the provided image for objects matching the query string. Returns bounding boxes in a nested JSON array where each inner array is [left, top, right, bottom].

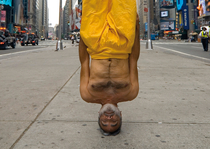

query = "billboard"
[[182, 5, 189, 30], [197, 0, 206, 16], [75, 4, 82, 29], [160, 10, 169, 18], [145, 23, 148, 31], [0, 0, 12, 7], [177, 0, 186, 11], [160, 0, 174, 8], [69, 0, 82, 31], [160, 20, 175, 30], [1, 10, 6, 23], [197, 0, 210, 16]]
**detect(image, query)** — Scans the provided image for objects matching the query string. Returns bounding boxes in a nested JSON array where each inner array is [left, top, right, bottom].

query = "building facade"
[[0, 0, 49, 39], [63, 0, 71, 38]]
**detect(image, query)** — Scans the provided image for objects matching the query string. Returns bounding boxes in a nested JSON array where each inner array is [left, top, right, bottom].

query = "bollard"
[[55, 40, 60, 51], [55, 40, 63, 51]]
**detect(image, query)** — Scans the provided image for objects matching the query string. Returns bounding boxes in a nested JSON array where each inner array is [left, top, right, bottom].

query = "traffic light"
[[191, 20, 194, 24], [68, 21, 70, 26]]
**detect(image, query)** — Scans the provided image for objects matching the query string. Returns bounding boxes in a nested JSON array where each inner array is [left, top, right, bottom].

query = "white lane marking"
[[140, 41, 201, 44], [190, 46, 202, 49], [154, 45, 210, 61], [0, 47, 47, 57]]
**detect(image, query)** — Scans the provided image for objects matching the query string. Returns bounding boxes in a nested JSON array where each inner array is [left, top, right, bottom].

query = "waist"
[[88, 47, 131, 59], [91, 53, 129, 59]]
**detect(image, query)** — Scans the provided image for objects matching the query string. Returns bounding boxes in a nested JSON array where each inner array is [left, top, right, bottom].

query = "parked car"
[[21, 33, 39, 46], [0, 28, 16, 49], [41, 36, 45, 41]]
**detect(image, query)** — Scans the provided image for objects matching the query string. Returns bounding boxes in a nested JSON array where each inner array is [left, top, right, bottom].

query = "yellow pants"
[[80, 0, 137, 59]]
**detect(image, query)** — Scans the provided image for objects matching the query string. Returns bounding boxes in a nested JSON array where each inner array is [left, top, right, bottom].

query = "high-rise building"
[[35, 0, 40, 35], [139, 0, 148, 39], [13, 0, 24, 33], [38, 0, 48, 38], [63, 0, 71, 38], [26, 0, 38, 32]]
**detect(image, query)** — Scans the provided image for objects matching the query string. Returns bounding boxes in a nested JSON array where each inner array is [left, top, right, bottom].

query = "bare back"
[[88, 58, 131, 102]]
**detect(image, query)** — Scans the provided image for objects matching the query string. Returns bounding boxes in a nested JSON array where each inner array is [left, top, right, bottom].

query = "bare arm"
[[124, 14, 140, 101], [79, 37, 94, 103]]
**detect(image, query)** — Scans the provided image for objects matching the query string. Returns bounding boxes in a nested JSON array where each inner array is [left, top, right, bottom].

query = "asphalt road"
[[0, 42, 47, 56], [0, 40, 74, 57], [141, 40, 210, 62], [2, 39, 209, 62]]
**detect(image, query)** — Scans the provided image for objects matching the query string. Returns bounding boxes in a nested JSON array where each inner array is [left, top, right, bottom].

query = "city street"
[[0, 40, 210, 149], [141, 40, 210, 61], [0, 40, 74, 57]]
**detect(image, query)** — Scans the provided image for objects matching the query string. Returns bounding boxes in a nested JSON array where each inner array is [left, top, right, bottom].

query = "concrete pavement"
[[0, 42, 210, 149]]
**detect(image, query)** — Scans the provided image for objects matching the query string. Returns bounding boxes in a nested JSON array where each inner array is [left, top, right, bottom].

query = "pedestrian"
[[199, 27, 208, 51], [71, 35, 74, 45]]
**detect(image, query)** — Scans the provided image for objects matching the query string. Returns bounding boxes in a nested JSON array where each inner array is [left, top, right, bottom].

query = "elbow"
[[80, 91, 90, 103], [80, 92, 91, 103], [129, 83, 139, 101], [80, 86, 90, 103], [79, 86, 96, 103]]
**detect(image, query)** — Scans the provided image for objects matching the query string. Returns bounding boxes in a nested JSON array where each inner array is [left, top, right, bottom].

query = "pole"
[[146, 0, 153, 50], [59, 0, 62, 41], [56, 0, 63, 51]]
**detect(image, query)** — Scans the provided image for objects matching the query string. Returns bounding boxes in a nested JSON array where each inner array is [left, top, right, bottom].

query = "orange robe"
[[80, 0, 137, 59]]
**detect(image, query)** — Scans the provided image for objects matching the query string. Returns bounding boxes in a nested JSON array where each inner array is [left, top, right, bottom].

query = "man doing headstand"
[[79, 0, 140, 135]]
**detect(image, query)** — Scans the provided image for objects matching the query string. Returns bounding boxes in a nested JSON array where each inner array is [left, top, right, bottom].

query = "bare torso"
[[88, 58, 131, 102]]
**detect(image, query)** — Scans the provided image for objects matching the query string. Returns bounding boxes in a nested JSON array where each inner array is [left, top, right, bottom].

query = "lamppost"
[[56, 0, 63, 51], [0, 4, 4, 27]]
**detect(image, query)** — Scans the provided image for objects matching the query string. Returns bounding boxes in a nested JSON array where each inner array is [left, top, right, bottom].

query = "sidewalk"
[[0, 43, 210, 149]]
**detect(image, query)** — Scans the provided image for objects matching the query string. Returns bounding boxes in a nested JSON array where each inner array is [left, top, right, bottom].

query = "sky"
[[48, 0, 67, 27]]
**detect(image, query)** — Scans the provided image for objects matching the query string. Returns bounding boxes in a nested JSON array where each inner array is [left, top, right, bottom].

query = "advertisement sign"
[[179, 13, 183, 26], [75, 4, 82, 29], [160, 20, 175, 30], [145, 23, 148, 31], [177, 0, 186, 11], [182, 5, 189, 30], [160, 0, 174, 8], [197, 0, 210, 16], [197, 0, 206, 16], [70, 0, 82, 30], [0, 0, 12, 7], [160, 10, 169, 18], [194, 5, 198, 29], [1, 10, 6, 23]]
